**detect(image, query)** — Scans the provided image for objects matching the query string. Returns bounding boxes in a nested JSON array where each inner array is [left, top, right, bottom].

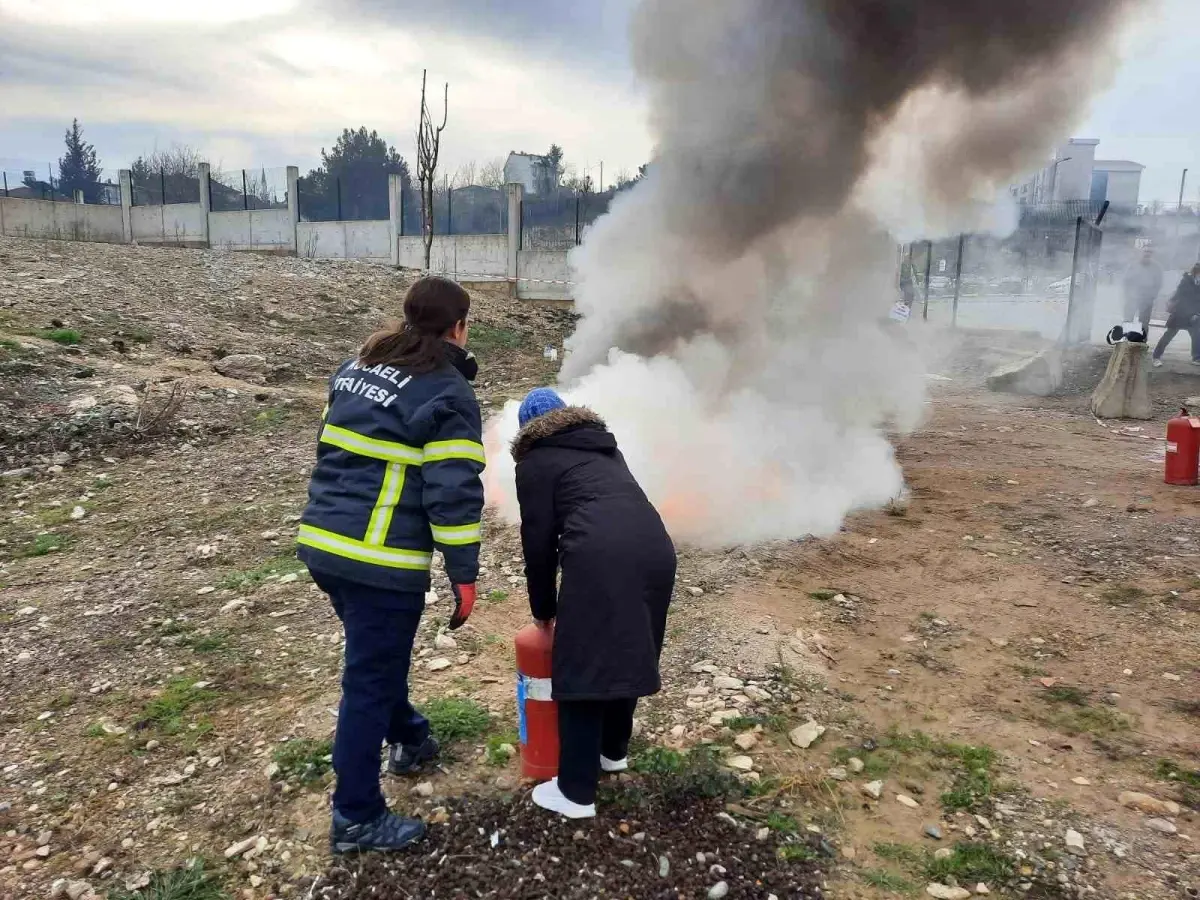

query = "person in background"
[[1122, 245, 1164, 332], [512, 388, 676, 819], [299, 276, 485, 853], [1152, 263, 1200, 368]]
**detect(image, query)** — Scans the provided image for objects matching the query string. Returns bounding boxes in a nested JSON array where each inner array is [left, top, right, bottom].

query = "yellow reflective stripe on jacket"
[[297, 524, 432, 570], [320, 424, 423, 465], [430, 521, 482, 546], [365, 463, 407, 545], [423, 439, 486, 465]]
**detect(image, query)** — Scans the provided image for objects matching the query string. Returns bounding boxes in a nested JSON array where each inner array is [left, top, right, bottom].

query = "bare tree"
[[416, 69, 449, 270], [454, 160, 478, 187], [479, 157, 505, 188]]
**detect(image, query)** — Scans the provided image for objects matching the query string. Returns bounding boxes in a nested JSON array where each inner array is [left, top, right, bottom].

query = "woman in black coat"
[[511, 388, 676, 819], [1152, 264, 1200, 366]]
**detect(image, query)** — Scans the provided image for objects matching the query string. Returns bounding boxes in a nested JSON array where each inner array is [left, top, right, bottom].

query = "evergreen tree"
[[57, 119, 103, 202], [301, 127, 413, 223]]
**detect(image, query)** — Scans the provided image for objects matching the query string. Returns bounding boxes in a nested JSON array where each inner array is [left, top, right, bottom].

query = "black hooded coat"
[[512, 406, 676, 701]]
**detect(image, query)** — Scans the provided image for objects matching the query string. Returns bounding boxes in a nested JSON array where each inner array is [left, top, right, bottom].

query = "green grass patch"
[[487, 589, 509, 603], [106, 862, 227, 900], [1101, 584, 1148, 606], [137, 678, 216, 735], [1043, 685, 1090, 706], [631, 746, 686, 776], [0, 337, 22, 352], [925, 843, 1013, 883], [38, 328, 82, 345], [937, 742, 999, 812], [861, 869, 918, 893], [724, 714, 788, 734], [873, 842, 924, 866], [184, 632, 229, 654], [20, 533, 70, 557], [777, 844, 817, 863], [123, 326, 154, 345], [808, 589, 840, 601], [250, 406, 291, 429], [485, 732, 519, 767], [765, 811, 800, 834], [1156, 758, 1200, 788], [424, 698, 491, 745], [216, 552, 305, 591], [272, 738, 333, 784], [469, 323, 526, 353]]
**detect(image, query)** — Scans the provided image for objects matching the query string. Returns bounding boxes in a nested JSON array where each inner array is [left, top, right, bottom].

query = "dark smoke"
[[631, 0, 1133, 258]]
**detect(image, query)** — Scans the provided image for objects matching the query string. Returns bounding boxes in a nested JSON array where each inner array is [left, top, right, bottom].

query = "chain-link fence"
[[1, 159, 121, 204], [131, 168, 201, 206], [520, 188, 615, 250], [209, 167, 290, 212]]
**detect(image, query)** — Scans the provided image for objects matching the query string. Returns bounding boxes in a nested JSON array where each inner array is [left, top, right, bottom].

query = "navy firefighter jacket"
[[298, 349, 485, 595]]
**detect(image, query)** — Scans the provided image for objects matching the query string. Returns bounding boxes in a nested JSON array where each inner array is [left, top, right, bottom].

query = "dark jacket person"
[[301, 276, 485, 853], [512, 388, 676, 819], [1152, 264, 1200, 366]]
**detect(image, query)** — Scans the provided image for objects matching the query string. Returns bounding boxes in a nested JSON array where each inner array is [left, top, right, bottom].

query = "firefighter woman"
[[299, 276, 485, 854]]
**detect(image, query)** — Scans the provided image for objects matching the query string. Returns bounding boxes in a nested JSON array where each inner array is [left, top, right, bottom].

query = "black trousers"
[[557, 698, 637, 806], [1153, 319, 1200, 361], [312, 570, 430, 823]]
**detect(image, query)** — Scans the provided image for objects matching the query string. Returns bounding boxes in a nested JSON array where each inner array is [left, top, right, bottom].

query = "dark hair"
[[359, 276, 471, 373]]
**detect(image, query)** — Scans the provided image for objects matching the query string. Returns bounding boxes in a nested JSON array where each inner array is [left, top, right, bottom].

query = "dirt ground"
[[0, 236, 1196, 900]]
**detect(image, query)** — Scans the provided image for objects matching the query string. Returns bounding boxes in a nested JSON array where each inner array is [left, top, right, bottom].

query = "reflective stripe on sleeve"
[[423, 439, 486, 465], [297, 524, 432, 571], [365, 463, 407, 545], [430, 521, 482, 546], [320, 424, 423, 465]]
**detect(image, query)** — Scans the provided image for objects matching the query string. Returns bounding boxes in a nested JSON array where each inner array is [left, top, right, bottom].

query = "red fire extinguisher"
[[1165, 407, 1200, 485], [515, 622, 558, 779]]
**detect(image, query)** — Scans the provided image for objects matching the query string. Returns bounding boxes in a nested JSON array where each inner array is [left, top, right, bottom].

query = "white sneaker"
[[531, 778, 596, 819], [1152, 358, 1164, 368], [600, 755, 628, 773]]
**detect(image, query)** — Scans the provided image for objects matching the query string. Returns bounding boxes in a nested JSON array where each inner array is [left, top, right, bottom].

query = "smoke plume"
[[486, 0, 1138, 546]]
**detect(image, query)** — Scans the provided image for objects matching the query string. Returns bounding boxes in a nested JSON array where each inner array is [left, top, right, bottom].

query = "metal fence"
[[521, 188, 615, 250], [131, 169, 200, 206], [1, 160, 121, 204], [209, 167, 289, 212]]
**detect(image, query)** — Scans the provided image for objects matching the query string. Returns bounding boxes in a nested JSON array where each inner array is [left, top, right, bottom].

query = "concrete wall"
[[1104, 170, 1142, 210], [297, 220, 392, 261], [130, 203, 206, 246], [397, 234, 508, 277], [0, 197, 125, 242], [209, 209, 295, 253], [517, 250, 572, 301]]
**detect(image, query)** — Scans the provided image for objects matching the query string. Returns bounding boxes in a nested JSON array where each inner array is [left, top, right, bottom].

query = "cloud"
[[0, 1, 651, 177]]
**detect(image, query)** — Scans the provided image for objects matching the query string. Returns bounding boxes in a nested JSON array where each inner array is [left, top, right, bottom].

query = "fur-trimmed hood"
[[511, 405, 611, 461]]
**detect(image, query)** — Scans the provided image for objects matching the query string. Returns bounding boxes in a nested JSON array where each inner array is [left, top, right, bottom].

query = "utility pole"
[[599, 161, 604, 193], [1177, 168, 1188, 262]]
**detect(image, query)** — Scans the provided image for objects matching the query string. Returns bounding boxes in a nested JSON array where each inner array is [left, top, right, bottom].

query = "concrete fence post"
[[118, 170, 133, 243], [286, 166, 300, 255], [197, 163, 212, 248], [505, 182, 523, 296], [74, 190, 84, 204], [388, 173, 403, 267]]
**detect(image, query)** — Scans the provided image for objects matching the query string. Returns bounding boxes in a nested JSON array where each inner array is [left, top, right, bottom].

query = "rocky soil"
[[1, 236, 1197, 900]]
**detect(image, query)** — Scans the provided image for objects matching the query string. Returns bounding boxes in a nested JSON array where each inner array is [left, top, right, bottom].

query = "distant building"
[[1011, 138, 1143, 212], [503, 152, 541, 194]]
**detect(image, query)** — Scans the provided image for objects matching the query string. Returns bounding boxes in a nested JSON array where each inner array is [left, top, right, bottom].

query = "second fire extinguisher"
[[1165, 407, 1200, 485], [515, 622, 558, 779]]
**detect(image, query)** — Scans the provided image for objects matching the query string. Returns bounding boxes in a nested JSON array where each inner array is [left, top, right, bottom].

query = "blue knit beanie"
[[518, 387, 566, 428]]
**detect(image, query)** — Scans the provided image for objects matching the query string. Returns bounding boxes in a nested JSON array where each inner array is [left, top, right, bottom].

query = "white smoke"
[[484, 0, 1138, 548]]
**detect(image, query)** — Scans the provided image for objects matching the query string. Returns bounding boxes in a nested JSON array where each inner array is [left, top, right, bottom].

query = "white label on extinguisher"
[[1167, 441, 1179, 454], [516, 674, 553, 746]]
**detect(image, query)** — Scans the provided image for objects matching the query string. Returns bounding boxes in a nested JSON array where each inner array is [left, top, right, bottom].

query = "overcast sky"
[[0, 0, 1196, 201]]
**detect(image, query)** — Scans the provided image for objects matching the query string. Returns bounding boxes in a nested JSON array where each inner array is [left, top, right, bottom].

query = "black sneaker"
[[329, 809, 425, 855], [388, 736, 439, 776]]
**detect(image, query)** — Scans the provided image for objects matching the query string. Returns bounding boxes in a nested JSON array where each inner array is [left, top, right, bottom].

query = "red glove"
[[449, 583, 477, 630]]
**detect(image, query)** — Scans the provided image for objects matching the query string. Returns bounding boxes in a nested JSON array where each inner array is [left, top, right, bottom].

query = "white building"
[[1012, 138, 1143, 212], [503, 152, 541, 195]]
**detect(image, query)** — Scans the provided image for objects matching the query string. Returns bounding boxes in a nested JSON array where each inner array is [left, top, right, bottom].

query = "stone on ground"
[[987, 347, 1062, 397]]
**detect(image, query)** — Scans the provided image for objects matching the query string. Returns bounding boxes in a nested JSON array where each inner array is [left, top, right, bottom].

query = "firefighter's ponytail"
[[360, 276, 471, 374]]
